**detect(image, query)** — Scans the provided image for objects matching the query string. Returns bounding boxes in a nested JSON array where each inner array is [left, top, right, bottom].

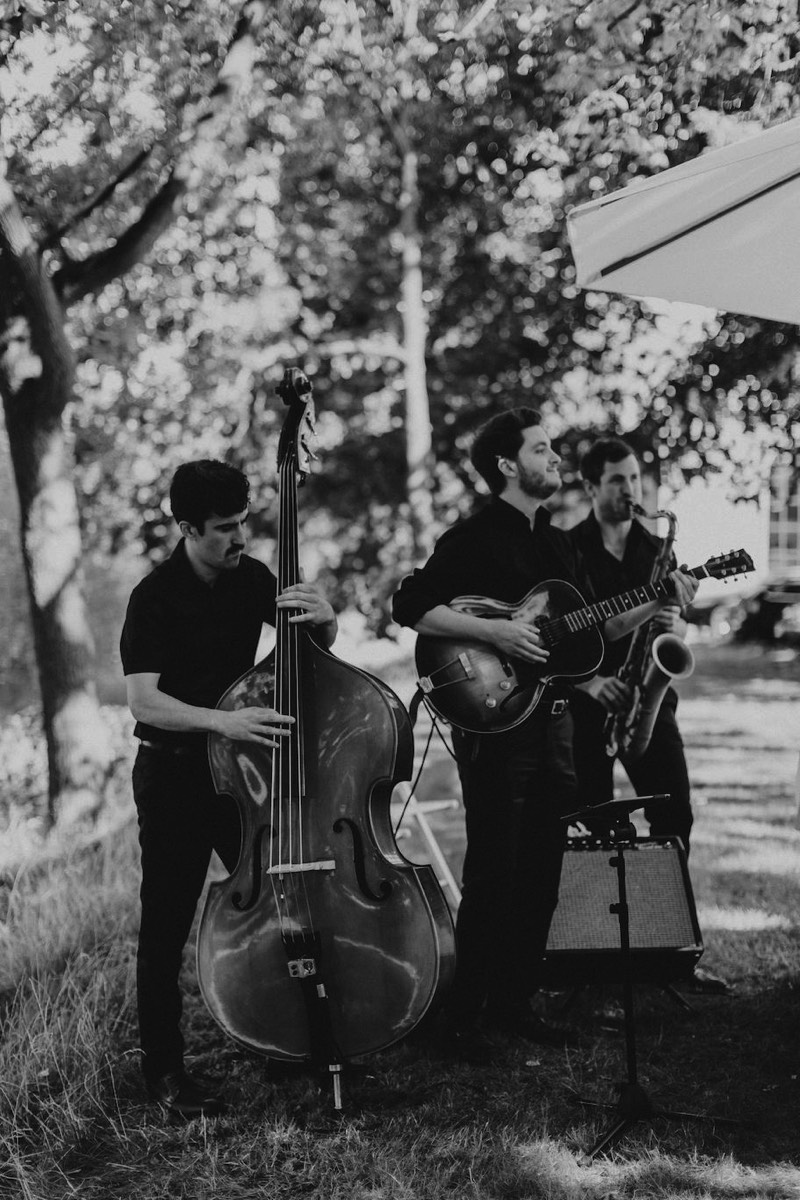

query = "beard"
[[518, 468, 561, 501]]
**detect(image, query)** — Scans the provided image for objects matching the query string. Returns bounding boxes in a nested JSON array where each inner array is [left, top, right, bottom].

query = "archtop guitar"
[[414, 549, 754, 733]]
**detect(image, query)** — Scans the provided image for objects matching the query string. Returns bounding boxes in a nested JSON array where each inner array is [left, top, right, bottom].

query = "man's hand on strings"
[[486, 616, 549, 664], [218, 707, 294, 747], [277, 583, 336, 628], [666, 568, 699, 608]]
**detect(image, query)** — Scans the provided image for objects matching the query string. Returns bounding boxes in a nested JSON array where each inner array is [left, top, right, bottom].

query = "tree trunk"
[[0, 2, 267, 831], [398, 143, 435, 559], [0, 168, 113, 830]]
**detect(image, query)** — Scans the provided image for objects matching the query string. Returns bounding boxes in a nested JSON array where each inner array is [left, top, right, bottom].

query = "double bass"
[[196, 368, 455, 1102]]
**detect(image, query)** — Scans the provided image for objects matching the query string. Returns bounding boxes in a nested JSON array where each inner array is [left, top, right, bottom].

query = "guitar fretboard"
[[540, 565, 710, 647]]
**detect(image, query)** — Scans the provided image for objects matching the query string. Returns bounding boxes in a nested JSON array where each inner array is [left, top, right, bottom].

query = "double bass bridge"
[[266, 859, 336, 875]]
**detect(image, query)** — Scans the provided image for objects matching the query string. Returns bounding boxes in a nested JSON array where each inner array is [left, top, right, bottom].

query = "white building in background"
[[765, 465, 800, 579], [665, 478, 769, 603], [666, 465, 800, 603]]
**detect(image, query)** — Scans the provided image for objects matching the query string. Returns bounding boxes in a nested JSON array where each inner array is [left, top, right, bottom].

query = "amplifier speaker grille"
[[543, 837, 703, 984]]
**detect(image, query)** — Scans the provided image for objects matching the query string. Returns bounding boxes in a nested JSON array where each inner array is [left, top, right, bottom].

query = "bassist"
[[120, 460, 337, 1117], [392, 409, 698, 1060]]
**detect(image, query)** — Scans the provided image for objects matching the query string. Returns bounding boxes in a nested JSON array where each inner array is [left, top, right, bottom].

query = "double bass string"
[[270, 454, 315, 937], [287, 457, 318, 935], [269, 456, 297, 932], [267, 458, 286, 929]]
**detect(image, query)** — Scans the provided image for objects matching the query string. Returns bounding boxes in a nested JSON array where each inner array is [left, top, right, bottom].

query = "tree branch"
[[52, 0, 270, 307], [607, 0, 644, 33], [55, 169, 185, 305], [22, 50, 113, 154], [41, 145, 154, 251], [438, 0, 497, 43]]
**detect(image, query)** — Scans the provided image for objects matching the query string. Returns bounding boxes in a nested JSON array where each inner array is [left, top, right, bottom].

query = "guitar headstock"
[[705, 549, 755, 580], [276, 367, 316, 480]]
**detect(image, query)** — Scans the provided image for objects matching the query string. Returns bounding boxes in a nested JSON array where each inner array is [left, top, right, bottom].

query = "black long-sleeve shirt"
[[567, 511, 675, 674], [392, 497, 585, 628]]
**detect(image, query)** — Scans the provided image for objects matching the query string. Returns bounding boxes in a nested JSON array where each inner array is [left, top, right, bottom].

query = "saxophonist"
[[567, 437, 727, 993]]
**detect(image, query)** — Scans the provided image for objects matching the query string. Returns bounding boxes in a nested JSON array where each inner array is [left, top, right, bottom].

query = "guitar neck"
[[544, 564, 708, 641]]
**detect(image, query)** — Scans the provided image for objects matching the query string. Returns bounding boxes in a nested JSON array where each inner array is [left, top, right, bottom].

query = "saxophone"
[[603, 504, 695, 763]]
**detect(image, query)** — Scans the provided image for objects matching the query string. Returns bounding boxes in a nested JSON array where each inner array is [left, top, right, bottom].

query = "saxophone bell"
[[604, 505, 688, 761], [620, 633, 695, 764]]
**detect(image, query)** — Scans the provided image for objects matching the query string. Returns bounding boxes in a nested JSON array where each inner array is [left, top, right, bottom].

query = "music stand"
[[561, 795, 734, 1163]]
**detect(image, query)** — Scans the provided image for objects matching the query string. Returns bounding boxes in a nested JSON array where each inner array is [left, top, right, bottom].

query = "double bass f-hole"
[[333, 817, 393, 903]]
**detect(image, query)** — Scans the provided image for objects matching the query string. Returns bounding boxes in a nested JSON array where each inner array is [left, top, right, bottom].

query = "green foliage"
[[3, 0, 800, 628]]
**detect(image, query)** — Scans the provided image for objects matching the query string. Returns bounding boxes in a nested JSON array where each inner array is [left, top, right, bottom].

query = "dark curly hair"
[[470, 408, 543, 495], [169, 460, 250, 531], [579, 437, 638, 486]]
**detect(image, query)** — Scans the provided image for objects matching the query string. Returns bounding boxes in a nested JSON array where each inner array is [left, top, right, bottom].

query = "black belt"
[[137, 739, 203, 756]]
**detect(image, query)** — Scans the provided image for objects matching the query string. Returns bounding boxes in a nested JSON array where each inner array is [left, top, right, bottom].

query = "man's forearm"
[[128, 687, 227, 735], [415, 605, 497, 643]]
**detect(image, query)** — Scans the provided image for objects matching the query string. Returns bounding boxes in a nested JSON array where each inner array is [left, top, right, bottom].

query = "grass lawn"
[[1, 639, 799, 1198]]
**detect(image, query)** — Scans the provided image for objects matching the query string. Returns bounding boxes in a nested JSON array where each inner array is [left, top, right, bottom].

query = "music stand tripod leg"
[[576, 820, 653, 1161], [568, 808, 736, 1162]]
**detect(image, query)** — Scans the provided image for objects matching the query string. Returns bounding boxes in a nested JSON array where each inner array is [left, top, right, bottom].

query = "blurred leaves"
[[3, 0, 800, 631]]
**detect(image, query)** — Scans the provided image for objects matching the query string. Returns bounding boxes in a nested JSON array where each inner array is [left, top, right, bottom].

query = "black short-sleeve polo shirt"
[[120, 539, 278, 747]]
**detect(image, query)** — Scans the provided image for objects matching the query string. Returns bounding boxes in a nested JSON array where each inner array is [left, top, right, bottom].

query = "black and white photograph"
[[1, 2, 798, 1196]]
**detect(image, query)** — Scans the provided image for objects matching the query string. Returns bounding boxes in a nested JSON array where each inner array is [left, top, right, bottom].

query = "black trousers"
[[132, 745, 240, 1084], [570, 689, 693, 853], [446, 705, 577, 1029]]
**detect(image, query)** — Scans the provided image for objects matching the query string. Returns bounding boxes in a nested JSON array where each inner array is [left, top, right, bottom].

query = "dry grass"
[[1, 642, 799, 1199]]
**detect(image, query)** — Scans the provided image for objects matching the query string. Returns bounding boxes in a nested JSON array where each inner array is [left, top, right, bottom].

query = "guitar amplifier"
[[543, 837, 703, 985]]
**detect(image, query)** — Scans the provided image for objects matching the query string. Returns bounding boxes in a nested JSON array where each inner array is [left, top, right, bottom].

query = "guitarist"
[[567, 436, 728, 993], [392, 409, 699, 1060]]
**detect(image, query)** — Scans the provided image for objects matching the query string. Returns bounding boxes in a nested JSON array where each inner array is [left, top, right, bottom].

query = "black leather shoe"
[[147, 1069, 225, 1118]]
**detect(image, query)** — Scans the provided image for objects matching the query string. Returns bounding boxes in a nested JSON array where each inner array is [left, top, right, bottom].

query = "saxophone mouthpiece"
[[629, 502, 646, 517]]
